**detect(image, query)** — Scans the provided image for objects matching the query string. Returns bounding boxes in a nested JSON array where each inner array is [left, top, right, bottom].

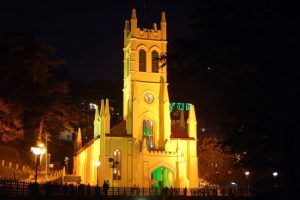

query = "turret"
[[160, 11, 167, 40]]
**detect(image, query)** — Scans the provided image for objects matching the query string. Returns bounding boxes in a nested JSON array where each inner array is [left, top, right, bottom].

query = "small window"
[[113, 149, 121, 180], [143, 120, 154, 149], [139, 50, 146, 72], [152, 51, 159, 73]]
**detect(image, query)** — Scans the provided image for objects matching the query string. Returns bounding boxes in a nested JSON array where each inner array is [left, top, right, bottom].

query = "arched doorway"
[[151, 166, 173, 188]]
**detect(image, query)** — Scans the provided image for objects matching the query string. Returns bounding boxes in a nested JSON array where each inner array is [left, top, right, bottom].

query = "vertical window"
[[143, 120, 154, 149], [113, 149, 121, 180], [152, 51, 159, 73], [139, 50, 146, 72]]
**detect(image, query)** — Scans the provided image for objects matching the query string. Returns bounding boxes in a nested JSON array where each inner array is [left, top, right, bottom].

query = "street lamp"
[[272, 171, 279, 188], [95, 161, 101, 186], [31, 144, 46, 183], [231, 182, 238, 195], [245, 171, 250, 196], [108, 157, 118, 187], [273, 171, 278, 177]]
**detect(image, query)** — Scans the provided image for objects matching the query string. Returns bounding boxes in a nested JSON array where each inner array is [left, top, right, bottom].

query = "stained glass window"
[[143, 120, 154, 149]]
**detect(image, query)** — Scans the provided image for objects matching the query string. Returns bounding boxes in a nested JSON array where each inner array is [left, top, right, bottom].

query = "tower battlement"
[[124, 9, 167, 46]]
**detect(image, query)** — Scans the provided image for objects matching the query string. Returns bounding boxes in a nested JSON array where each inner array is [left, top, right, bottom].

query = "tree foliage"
[[0, 99, 24, 142], [198, 136, 238, 186], [0, 33, 69, 143]]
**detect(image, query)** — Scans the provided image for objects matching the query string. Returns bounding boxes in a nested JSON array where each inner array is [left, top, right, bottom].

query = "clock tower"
[[74, 8, 198, 188], [123, 9, 170, 150]]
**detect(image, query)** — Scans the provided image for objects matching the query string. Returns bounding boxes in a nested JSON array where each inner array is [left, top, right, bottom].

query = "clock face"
[[144, 93, 154, 104]]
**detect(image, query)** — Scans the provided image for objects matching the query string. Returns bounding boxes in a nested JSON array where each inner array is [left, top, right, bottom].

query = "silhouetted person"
[[63, 183, 68, 196], [78, 184, 85, 196], [183, 187, 187, 196], [103, 180, 108, 196], [69, 184, 74, 196], [95, 185, 101, 196], [169, 186, 173, 196], [87, 184, 91, 196]]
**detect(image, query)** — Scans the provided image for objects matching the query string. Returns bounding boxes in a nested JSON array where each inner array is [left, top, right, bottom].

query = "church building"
[[73, 9, 199, 188]]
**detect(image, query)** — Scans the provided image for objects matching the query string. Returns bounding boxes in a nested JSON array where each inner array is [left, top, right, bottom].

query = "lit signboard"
[[170, 102, 190, 112]]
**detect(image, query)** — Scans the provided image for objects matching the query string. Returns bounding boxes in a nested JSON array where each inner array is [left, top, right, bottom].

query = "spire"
[[187, 104, 197, 139], [161, 11, 166, 23], [105, 99, 110, 116], [94, 105, 100, 138], [94, 105, 99, 121], [188, 104, 196, 121], [75, 128, 82, 151], [100, 99, 105, 117], [105, 99, 111, 134]]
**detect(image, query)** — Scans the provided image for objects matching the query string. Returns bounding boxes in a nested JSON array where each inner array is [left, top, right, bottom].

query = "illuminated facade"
[[73, 9, 198, 188]]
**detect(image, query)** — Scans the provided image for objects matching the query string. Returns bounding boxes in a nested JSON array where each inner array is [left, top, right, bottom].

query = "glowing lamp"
[[95, 161, 101, 167]]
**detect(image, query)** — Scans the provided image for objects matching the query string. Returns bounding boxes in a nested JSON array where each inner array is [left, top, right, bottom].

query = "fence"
[[0, 159, 32, 180], [0, 179, 252, 199]]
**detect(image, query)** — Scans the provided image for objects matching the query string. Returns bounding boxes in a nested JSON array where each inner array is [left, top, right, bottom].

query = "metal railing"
[[0, 179, 251, 198]]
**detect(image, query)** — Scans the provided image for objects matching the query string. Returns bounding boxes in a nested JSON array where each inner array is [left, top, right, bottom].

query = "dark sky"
[[0, 1, 196, 82]]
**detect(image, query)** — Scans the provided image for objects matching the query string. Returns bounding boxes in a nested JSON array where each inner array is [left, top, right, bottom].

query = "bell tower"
[[123, 9, 170, 150]]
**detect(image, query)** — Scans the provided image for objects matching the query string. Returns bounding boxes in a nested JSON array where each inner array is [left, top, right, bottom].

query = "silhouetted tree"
[[0, 33, 69, 144]]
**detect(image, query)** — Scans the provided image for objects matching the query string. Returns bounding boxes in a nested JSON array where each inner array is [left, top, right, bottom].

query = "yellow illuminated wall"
[[74, 9, 198, 188]]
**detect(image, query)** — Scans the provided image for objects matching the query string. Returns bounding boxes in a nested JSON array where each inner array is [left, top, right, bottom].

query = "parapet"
[[124, 9, 167, 45]]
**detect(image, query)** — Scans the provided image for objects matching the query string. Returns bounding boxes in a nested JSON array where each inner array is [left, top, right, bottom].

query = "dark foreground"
[[0, 179, 285, 200]]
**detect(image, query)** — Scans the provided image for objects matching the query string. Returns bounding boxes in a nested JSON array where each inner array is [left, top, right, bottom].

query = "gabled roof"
[[110, 120, 129, 137]]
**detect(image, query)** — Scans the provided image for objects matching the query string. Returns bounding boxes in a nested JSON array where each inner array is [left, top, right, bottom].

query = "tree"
[[0, 33, 69, 144], [0, 99, 23, 142], [198, 136, 239, 186]]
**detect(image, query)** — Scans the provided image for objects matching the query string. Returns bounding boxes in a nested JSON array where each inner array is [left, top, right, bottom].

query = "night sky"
[[1, 1, 196, 81]]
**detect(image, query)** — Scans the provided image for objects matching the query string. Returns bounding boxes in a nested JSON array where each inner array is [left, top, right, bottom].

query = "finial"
[[131, 8, 137, 19], [161, 11, 166, 23], [153, 23, 157, 31]]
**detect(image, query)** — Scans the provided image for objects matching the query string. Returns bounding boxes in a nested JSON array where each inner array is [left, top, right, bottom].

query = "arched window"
[[143, 120, 154, 149], [113, 149, 121, 180], [152, 51, 159, 73], [139, 49, 146, 72]]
